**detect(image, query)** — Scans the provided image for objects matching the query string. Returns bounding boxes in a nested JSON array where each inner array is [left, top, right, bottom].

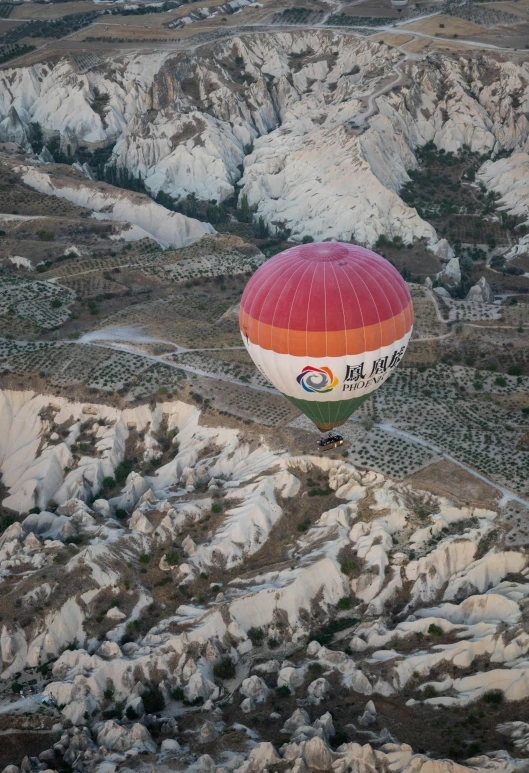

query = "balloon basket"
[[317, 433, 344, 451]]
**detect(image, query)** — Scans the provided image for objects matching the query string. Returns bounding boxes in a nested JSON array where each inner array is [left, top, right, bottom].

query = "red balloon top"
[[240, 243, 412, 336]]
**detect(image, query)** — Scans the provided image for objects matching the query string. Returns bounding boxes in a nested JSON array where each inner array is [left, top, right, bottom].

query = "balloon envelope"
[[240, 242, 413, 431]]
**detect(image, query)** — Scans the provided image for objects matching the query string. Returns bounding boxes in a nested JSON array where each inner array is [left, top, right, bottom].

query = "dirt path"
[[358, 418, 529, 508], [2, 7, 519, 68], [69, 333, 528, 506]]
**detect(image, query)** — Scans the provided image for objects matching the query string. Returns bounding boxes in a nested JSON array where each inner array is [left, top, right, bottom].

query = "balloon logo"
[[297, 366, 339, 394]]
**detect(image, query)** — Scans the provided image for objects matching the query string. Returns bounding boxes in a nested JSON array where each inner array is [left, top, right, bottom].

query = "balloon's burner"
[[317, 432, 344, 451]]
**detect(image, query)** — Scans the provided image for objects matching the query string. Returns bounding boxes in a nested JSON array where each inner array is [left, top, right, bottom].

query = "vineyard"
[[0, 43, 35, 63], [0, 3, 15, 19], [0, 11, 99, 44], [272, 8, 325, 24]]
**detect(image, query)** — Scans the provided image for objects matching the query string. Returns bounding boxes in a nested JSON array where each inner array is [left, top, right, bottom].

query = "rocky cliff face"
[[1, 34, 528, 248]]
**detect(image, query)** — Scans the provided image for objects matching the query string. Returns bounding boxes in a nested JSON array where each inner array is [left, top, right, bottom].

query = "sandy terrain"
[[399, 14, 487, 36]]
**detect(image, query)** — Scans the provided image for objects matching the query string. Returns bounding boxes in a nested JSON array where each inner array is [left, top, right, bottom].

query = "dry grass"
[[405, 458, 500, 508], [400, 13, 486, 36], [487, 1, 529, 19], [397, 35, 430, 53], [73, 24, 183, 41], [370, 32, 413, 45], [11, 0, 100, 19]]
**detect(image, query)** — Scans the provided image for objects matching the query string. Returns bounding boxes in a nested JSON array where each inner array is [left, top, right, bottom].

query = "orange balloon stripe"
[[240, 301, 413, 357]]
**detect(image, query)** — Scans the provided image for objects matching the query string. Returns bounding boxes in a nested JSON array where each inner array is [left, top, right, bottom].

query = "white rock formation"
[[479, 153, 529, 227], [437, 257, 461, 286], [17, 165, 213, 249], [1, 387, 529, 769], [467, 276, 494, 303], [3, 38, 527, 250], [95, 720, 156, 753]]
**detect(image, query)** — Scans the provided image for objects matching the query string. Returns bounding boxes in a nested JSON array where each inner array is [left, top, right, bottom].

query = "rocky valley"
[[1, 0, 529, 771], [1, 389, 529, 773], [2, 32, 529, 253]]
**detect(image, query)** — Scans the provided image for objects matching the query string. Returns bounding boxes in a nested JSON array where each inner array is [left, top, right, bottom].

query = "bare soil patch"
[[405, 458, 500, 507]]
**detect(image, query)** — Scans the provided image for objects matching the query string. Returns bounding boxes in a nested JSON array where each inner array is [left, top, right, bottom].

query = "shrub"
[[422, 684, 436, 699], [103, 476, 115, 488], [65, 535, 83, 545], [183, 696, 204, 707], [172, 686, 185, 701], [508, 365, 522, 376], [50, 298, 62, 309], [211, 503, 222, 514], [114, 460, 132, 483], [309, 662, 323, 676], [139, 554, 151, 564], [332, 730, 349, 747], [307, 487, 332, 496], [276, 685, 291, 697], [302, 235, 314, 243], [213, 657, 236, 680], [142, 686, 165, 714], [103, 688, 114, 700], [296, 521, 308, 532], [340, 557, 356, 575], [115, 508, 127, 520], [495, 376, 507, 387], [125, 705, 139, 720], [268, 638, 279, 649], [155, 576, 172, 587], [483, 689, 503, 705], [337, 596, 351, 610], [427, 623, 443, 636], [36, 229, 54, 241], [310, 616, 358, 647], [165, 549, 180, 566], [0, 514, 13, 535], [248, 626, 264, 645]]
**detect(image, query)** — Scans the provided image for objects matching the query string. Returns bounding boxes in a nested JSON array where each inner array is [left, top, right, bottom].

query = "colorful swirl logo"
[[296, 366, 339, 393]]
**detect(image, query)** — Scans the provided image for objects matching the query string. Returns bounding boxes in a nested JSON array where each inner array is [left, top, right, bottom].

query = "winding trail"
[[1, 5, 520, 68], [348, 417, 529, 508], [67, 331, 529, 508]]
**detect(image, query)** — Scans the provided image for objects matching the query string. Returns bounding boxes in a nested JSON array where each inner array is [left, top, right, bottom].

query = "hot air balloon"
[[391, 0, 408, 12], [239, 242, 413, 445]]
